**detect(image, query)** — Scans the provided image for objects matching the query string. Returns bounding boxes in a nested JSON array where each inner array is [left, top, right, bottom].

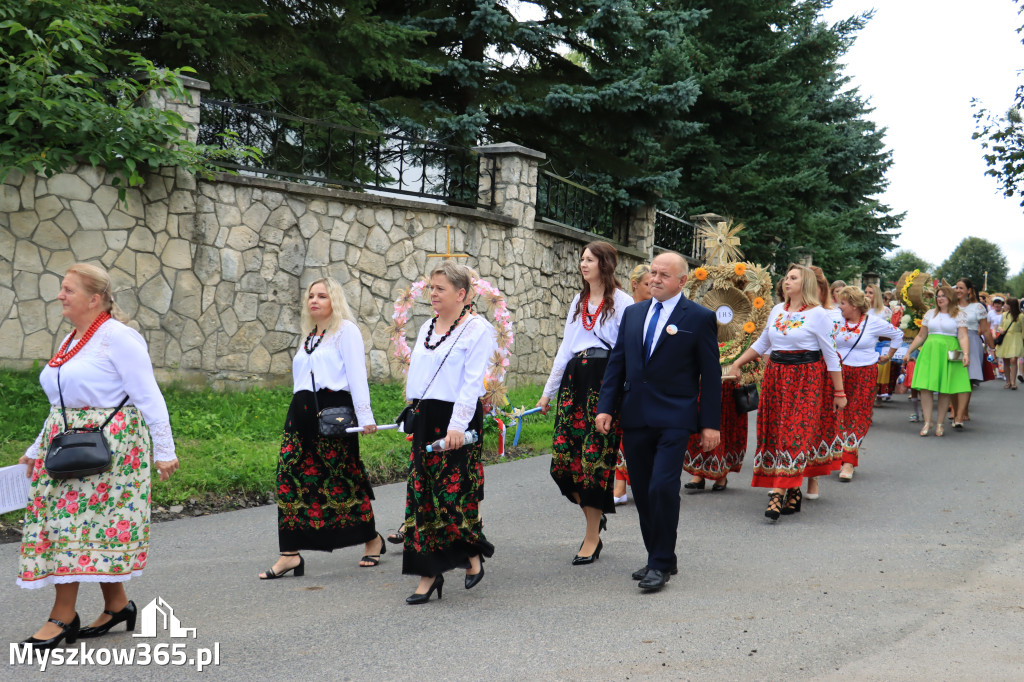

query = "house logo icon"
[[133, 597, 197, 638]]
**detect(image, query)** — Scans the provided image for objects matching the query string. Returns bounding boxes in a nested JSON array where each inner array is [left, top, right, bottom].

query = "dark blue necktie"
[[644, 300, 663, 360]]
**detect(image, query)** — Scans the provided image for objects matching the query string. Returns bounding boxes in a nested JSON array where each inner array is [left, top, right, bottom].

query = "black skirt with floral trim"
[[403, 399, 494, 577], [277, 389, 377, 552], [549, 354, 619, 513]]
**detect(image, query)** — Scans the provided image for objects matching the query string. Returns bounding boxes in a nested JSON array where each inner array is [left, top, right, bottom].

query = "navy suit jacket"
[[596, 295, 722, 432]]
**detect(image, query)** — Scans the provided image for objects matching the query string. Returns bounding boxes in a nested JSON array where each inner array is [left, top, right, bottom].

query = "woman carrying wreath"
[[538, 241, 633, 564], [727, 264, 846, 520], [259, 277, 381, 580], [403, 262, 496, 604], [17, 263, 179, 648], [833, 286, 903, 481]]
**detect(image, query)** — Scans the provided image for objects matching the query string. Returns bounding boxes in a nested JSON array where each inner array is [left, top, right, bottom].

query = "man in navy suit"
[[596, 252, 721, 591]]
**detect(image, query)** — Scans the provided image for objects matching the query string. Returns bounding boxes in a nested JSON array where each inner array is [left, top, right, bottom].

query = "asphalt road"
[[2, 383, 1023, 680]]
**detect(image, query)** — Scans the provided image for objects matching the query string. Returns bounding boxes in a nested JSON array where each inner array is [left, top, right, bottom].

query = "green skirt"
[[910, 334, 971, 394]]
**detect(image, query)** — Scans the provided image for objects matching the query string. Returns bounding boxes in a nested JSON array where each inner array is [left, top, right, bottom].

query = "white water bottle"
[[426, 430, 479, 452]]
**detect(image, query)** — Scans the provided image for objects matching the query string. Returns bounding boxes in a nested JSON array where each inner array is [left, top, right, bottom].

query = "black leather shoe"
[[78, 601, 137, 639], [22, 614, 80, 649], [571, 539, 603, 565], [638, 569, 670, 591], [465, 559, 485, 589], [683, 479, 706, 491], [632, 565, 678, 580], [406, 575, 444, 604]]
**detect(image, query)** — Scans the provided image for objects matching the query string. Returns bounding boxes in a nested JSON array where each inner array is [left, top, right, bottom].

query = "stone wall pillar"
[[144, 75, 209, 145], [626, 203, 656, 258], [472, 142, 546, 228]]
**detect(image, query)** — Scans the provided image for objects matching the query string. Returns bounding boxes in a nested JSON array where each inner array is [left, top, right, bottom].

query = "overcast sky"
[[823, 0, 1024, 281]]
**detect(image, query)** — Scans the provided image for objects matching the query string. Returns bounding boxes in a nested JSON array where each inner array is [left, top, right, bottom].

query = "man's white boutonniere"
[[665, 324, 678, 335]]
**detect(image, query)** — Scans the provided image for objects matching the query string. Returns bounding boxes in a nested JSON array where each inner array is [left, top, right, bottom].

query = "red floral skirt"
[[835, 364, 877, 467], [550, 355, 619, 512], [752, 355, 829, 489], [684, 381, 748, 480]]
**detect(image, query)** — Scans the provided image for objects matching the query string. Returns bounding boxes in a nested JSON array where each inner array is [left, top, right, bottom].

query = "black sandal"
[[386, 525, 406, 544], [359, 533, 387, 567], [259, 552, 304, 580], [765, 492, 784, 521], [781, 487, 802, 515]]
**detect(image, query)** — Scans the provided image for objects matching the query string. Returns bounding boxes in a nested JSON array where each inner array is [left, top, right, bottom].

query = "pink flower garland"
[[391, 278, 514, 415]]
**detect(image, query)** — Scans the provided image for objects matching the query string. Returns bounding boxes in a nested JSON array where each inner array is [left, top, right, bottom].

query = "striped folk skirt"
[[19, 406, 151, 589]]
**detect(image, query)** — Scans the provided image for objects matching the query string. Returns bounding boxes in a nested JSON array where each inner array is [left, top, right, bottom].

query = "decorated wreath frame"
[[685, 261, 773, 385], [391, 278, 513, 414]]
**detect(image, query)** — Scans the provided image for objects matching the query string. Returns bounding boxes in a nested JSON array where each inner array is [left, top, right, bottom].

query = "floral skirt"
[[403, 399, 494, 577], [19, 406, 151, 589], [910, 334, 972, 394], [835, 364, 877, 467], [684, 382, 748, 480], [277, 389, 376, 553], [550, 355, 619, 513], [752, 356, 831, 489]]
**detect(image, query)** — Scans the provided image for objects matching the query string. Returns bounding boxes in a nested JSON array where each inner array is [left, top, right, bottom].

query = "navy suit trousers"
[[622, 426, 692, 572]]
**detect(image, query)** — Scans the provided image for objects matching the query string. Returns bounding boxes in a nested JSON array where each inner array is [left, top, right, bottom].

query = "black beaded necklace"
[[304, 326, 327, 354], [424, 305, 470, 350]]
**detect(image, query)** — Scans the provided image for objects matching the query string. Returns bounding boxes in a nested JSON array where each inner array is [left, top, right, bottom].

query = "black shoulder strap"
[[56, 366, 130, 432], [839, 319, 868, 366]]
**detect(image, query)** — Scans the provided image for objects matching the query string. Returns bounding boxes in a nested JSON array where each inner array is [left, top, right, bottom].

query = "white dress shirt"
[[25, 320, 176, 461], [292, 320, 376, 427], [642, 290, 683, 355]]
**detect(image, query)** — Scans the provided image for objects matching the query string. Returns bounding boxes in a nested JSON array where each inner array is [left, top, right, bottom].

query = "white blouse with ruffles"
[[406, 315, 497, 433], [922, 309, 968, 336], [750, 304, 842, 372], [542, 289, 634, 399], [24, 320, 176, 461], [835, 315, 904, 367], [292, 320, 376, 427], [960, 302, 987, 332]]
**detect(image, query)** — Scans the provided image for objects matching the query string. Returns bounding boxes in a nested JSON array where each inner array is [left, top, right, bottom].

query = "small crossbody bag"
[[310, 370, 357, 437], [45, 368, 129, 480]]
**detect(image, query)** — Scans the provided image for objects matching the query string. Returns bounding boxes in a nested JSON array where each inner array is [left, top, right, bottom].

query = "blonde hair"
[[863, 283, 885, 315], [430, 261, 478, 304], [65, 263, 129, 322], [629, 263, 651, 291], [837, 286, 869, 314], [933, 284, 960, 318], [300, 277, 354, 337], [785, 264, 822, 308]]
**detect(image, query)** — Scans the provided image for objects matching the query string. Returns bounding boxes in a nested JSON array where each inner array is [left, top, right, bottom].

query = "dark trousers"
[[622, 426, 692, 572]]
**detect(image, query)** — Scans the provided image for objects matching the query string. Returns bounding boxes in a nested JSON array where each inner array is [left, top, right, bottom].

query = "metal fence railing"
[[536, 170, 621, 240], [198, 99, 495, 209], [654, 210, 705, 262]]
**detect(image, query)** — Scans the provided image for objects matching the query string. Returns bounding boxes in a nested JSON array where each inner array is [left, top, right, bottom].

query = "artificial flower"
[[694, 267, 708, 281], [733, 262, 747, 276]]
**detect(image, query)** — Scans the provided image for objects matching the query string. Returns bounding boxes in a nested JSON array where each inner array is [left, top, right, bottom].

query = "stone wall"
[[0, 82, 653, 389]]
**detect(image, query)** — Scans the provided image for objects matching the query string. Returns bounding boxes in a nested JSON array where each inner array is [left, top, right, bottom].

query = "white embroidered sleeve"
[[149, 421, 177, 462], [110, 331, 177, 462], [338, 323, 376, 427], [24, 429, 44, 459], [448, 321, 494, 433], [542, 297, 579, 400], [812, 311, 841, 373], [955, 310, 968, 329]]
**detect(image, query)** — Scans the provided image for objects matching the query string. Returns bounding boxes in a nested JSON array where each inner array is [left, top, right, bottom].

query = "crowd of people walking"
[[12, 249, 1018, 648]]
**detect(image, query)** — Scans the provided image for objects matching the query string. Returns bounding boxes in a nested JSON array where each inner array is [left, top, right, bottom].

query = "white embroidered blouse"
[[292, 320, 376, 427], [960, 302, 987, 332], [24, 320, 176, 461], [834, 315, 904, 367], [406, 315, 497, 433], [542, 289, 634, 399], [922, 309, 967, 336], [750, 304, 842, 372]]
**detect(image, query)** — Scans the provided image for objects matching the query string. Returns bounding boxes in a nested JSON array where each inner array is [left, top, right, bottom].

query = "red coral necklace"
[[581, 298, 604, 331], [784, 303, 808, 313], [49, 311, 111, 367], [840, 314, 865, 334]]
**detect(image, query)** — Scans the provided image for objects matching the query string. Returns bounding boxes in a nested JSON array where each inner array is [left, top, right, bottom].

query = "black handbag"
[[994, 332, 1005, 346], [733, 382, 760, 414], [45, 369, 129, 480], [396, 318, 476, 434], [310, 371, 356, 437]]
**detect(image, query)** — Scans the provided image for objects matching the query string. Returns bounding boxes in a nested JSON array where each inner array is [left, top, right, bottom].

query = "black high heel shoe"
[[600, 514, 608, 532], [22, 614, 80, 650], [259, 552, 304, 579], [359, 533, 386, 567], [780, 487, 802, 515], [765, 492, 784, 521], [406, 575, 444, 604], [78, 601, 137, 639], [465, 557, 485, 589], [571, 539, 603, 565]]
